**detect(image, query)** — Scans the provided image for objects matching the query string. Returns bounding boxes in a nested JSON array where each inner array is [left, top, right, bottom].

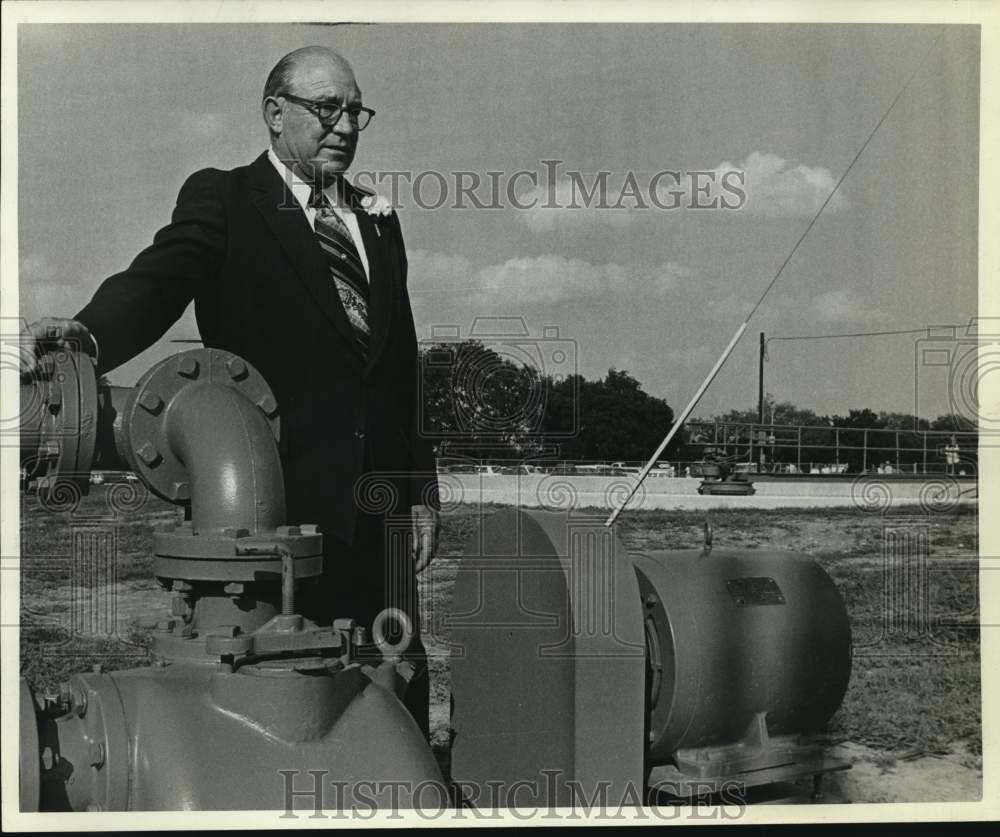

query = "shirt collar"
[[266, 148, 351, 211]]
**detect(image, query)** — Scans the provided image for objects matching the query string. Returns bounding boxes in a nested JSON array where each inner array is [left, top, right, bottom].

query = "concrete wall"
[[435, 473, 977, 512]]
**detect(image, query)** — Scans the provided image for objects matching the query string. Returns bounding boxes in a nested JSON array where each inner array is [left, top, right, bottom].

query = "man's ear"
[[262, 97, 283, 135]]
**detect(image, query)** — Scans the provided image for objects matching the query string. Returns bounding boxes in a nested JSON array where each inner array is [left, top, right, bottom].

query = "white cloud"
[[18, 284, 80, 322], [408, 249, 694, 304], [516, 152, 849, 232], [19, 253, 51, 281], [812, 288, 884, 324], [17, 254, 91, 322], [519, 178, 640, 232], [407, 250, 475, 286], [709, 152, 849, 217]]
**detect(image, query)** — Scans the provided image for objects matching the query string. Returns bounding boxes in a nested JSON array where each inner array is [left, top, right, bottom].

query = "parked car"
[[498, 464, 539, 475], [574, 464, 614, 476], [438, 463, 477, 474]]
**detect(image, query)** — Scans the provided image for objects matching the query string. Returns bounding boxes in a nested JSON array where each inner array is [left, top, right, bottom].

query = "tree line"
[[418, 340, 681, 462], [418, 341, 975, 466]]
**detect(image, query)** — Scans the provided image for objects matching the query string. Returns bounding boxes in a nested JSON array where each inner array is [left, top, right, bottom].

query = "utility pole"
[[758, 332, 766, 424], [757, 332, 767, 471]]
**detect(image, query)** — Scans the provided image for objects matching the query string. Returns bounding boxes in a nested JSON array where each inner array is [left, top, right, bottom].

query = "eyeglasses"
[[279, 92, 375, 131]]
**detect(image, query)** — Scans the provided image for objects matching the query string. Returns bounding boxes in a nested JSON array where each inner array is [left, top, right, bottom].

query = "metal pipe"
[[102, 385, 132, 470], [757, 332, 765, 424], [163, 382, 285, 535]]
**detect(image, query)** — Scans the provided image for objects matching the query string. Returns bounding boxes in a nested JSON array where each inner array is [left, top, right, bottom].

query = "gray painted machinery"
[[19, 347, 443, 811], [449, 510, 852, 805], [19, 346, 852, 812]]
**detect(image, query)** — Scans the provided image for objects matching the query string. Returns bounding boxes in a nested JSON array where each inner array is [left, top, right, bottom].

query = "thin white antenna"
[[603, 322, 747, 527], [604, 35, 939, 528]]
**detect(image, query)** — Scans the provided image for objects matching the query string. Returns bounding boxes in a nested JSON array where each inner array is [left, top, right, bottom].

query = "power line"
[[768, 326, 961, 343]]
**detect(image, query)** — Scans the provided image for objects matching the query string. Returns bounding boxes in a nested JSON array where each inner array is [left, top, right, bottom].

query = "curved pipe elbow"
[[163, 382, 286, 534]]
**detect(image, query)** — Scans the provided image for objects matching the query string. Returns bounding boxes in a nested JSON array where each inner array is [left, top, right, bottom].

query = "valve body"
[[20, 349, 444, 812]]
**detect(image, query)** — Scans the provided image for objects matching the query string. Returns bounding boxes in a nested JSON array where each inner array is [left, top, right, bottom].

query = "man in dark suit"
[[22, 46, 439, 737]]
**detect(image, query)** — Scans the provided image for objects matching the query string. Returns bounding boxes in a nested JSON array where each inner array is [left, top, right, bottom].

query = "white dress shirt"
[[266, 148, 370, 280]]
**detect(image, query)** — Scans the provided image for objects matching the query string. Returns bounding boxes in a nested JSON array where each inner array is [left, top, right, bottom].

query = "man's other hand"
[[20, 318, 95, 379], [411, 504, 440, 574]]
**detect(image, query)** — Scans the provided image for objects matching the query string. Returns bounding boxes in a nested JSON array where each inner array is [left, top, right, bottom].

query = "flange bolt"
[[177, 356, 200, 379], [138, 391, 163, 414], [73, 687, 88, 718], [257, 394, 278, 417], [137, 442, 162, 467], [88, 742, 105, 769], [226, 358, 248, 380], [222, 527, 250, 538]]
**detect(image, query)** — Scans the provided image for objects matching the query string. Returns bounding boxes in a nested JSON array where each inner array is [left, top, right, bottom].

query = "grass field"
[[18, 488, 981, 792]]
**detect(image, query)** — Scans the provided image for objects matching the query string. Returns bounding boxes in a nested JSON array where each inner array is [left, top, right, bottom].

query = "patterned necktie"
[[310, 189, 370, 355]]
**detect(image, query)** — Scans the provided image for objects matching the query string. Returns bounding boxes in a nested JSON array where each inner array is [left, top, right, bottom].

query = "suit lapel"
[[245, 153, 364, 366], [350, 192, 398, 373]]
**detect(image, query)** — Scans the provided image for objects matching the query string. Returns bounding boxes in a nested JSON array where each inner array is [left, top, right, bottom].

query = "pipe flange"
[[35, 672, 129, 812], [153, 523, 322, 558], [152, 523, 323, 582], [153, 555, 324, 584], [118, 349, 280, 504], [22, 349, 99, 501]]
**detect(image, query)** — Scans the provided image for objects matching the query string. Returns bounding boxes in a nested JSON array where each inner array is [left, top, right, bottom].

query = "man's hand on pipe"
[[20, 318, 95, 379]]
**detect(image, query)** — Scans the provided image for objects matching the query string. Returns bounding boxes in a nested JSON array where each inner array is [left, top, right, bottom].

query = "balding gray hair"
[[262, 46, 352, 101]]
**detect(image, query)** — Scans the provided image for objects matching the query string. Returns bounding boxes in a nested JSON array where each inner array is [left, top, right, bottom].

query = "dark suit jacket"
[[76, 151, 437, 544]]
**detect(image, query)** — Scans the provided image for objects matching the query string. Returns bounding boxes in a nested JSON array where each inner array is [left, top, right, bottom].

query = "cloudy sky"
[[17, 23, 979, 420]]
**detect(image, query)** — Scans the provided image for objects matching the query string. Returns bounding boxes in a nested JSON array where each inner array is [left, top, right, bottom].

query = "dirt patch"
[[820, 742, 981, 803]]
